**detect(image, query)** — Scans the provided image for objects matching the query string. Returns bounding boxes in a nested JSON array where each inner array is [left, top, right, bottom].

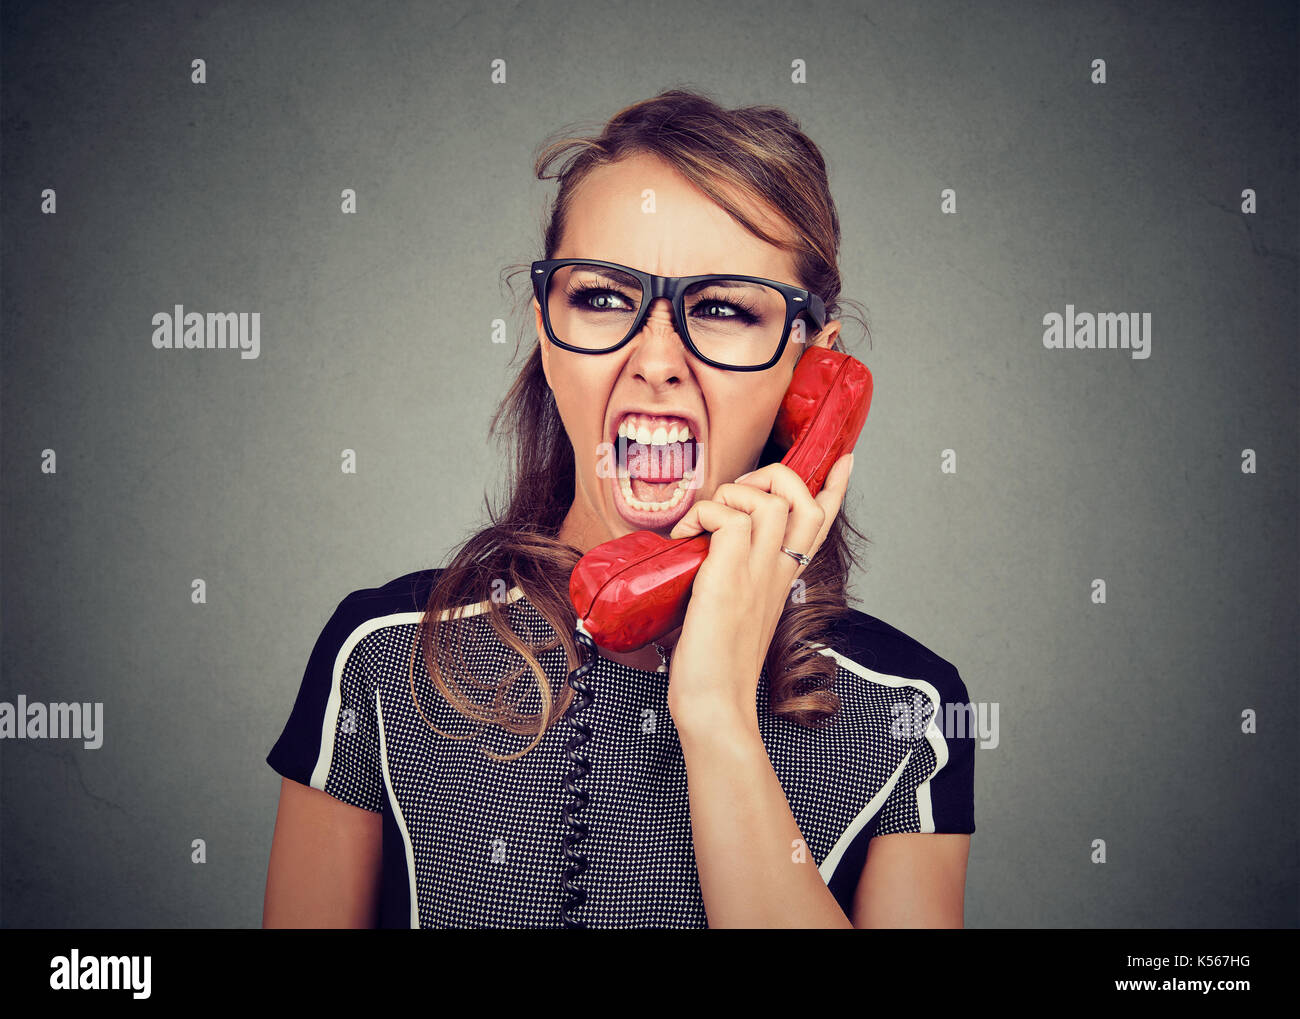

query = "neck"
[[598, 625, 682, 672], [557, 492, 609, 554]]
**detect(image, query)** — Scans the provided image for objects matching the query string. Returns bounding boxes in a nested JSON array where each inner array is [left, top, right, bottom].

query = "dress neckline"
[[504, 584, 675, 680]]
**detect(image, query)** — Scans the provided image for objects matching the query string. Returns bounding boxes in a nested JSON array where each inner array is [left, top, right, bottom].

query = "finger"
[[729, 462, 828, 575], [668, 498, 755, 578], [718, 482, 797, 573], [671, 484, 787, 552], [808, 452, 854, 550]]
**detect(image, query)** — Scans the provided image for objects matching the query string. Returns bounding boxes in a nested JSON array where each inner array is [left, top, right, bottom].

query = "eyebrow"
[[574, 265, 776, 289], [691, 278, 769, 289], [573, 265, 641, 288]]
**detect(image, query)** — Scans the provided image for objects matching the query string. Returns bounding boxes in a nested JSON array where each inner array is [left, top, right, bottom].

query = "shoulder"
[[817, 607, 978, 837], [337, 567, 445, 618], [316, 567, 530, 656], [267, 570, 449, 810], [310, 568, 443, 658], [815, 606, 971, 708], [269, 569, 449, 752]]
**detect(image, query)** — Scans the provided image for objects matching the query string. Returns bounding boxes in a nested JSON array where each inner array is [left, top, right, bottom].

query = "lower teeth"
[[618, 470, 694, 512]]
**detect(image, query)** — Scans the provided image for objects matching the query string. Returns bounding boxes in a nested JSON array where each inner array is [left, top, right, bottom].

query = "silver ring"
[[780, 546, 812, 567]]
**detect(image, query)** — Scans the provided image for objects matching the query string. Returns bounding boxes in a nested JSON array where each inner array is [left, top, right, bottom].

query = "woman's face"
[[536, 151, 840, 553]]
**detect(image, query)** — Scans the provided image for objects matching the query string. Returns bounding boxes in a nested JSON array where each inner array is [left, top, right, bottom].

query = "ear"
[[535, 298, 553, 388], [811, 318, 841, 349], [793, 318, 841, 368]]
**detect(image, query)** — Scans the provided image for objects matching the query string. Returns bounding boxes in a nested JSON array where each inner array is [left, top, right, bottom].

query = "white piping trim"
[[375, 689, 419, 928], [807, 642, 950, 883], [440, 585, 526, 619], [308, 585, 525, 792], [308, 588, 525, 928]]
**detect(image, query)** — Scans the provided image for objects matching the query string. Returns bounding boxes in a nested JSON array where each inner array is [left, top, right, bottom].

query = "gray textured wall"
[[2, 0, 1295, 928]]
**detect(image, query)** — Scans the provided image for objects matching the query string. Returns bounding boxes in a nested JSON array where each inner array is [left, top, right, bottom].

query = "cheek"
[[551, 363, 616, 465], [708, 385, 785, 472]]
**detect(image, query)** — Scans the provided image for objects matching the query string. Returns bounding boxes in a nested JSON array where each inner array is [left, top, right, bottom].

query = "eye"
[[690, 295, 761, 325], [564, 283, 637, 312]]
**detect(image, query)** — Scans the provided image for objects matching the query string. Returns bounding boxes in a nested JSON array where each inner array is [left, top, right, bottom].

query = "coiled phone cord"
[[560, 620, 596, 929]]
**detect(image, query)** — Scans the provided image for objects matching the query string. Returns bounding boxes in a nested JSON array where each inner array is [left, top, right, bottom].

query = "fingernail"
[[735, 471, 753, 483]]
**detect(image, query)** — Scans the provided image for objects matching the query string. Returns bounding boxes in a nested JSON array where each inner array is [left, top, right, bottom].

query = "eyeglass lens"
[[544, 263, 795, 367]]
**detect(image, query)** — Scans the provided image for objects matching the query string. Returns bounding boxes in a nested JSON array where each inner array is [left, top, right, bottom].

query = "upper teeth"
[[617, 417, 694, 445]]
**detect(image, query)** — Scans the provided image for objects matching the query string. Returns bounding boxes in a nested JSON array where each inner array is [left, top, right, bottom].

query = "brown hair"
[[408, 86, 873, 761]]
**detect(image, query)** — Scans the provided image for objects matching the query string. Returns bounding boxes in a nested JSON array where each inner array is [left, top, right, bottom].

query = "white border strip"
[[375, 689, 418, 927], [808, 642, 950, 883], [308, 585, 524, 791], [305, 583, 526, 929]]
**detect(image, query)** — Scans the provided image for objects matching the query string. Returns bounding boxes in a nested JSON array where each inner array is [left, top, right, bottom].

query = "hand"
[[664, 452, 855, 735]]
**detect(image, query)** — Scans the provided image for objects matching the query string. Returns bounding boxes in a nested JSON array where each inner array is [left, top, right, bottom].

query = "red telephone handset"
[[568, 346, 874, 652]]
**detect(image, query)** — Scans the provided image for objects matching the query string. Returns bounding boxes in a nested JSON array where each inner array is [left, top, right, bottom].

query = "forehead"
[[557, 151, 799, 283]]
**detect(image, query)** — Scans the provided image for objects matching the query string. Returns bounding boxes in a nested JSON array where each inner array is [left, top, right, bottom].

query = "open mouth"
[[607, 415, 704, 528]]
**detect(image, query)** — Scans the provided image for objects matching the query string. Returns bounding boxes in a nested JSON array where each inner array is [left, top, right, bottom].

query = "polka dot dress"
[[267, 569, 975, 928]]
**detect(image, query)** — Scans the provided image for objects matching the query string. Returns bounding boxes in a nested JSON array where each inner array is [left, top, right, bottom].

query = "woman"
[[263, 88, 974, 929]]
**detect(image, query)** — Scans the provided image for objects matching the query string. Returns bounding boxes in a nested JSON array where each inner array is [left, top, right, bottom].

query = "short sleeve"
[[266, 592, 385, 813], [873, 663, 976, 836]]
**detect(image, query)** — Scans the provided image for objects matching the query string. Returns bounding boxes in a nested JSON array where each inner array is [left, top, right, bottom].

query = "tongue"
[[631, 478, 680, 502], [627, 440, 692, 483]]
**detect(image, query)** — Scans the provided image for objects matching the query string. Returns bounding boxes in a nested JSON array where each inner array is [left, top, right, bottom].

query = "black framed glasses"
[[531, 258, 828, 371]]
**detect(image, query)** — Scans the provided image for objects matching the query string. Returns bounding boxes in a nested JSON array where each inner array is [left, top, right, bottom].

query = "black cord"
[[560, 625, 596, 929]]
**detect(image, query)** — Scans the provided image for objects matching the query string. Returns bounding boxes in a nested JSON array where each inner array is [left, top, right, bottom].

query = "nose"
[[625, 297, 690, 379]]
